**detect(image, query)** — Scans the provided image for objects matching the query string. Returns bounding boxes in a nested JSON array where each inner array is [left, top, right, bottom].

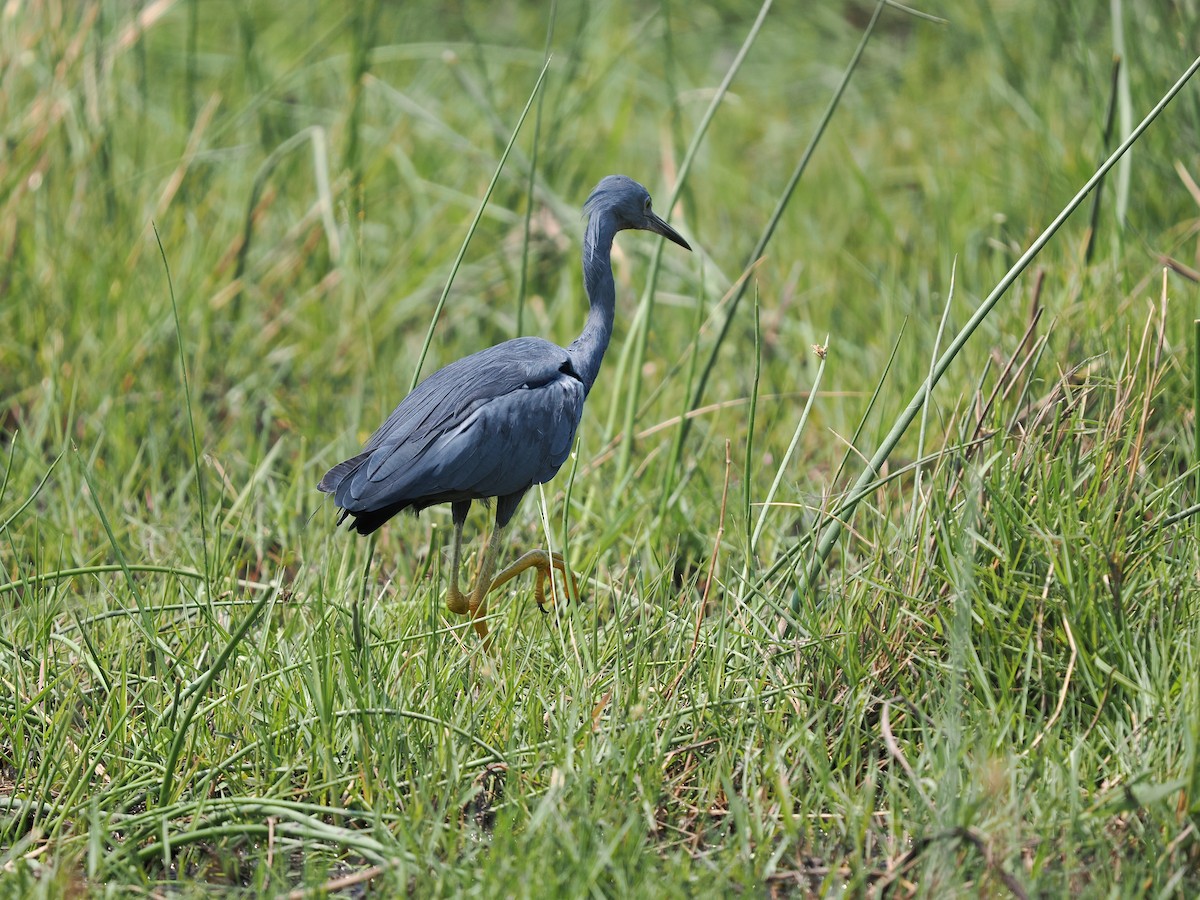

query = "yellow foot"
[[489, 549, 579, 611], [446, 583, 470, 616], [446, 584, 491, 645], [445, 550, 580, 649], [447, 584, 490, 647]]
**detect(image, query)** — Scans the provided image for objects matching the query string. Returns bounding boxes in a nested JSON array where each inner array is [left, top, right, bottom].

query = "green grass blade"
[[408, 58, 551, 391], [157, 583, 277, 806], [154, 225, 211, 588], [612, 0, 774, 477], [750, 339, 828, 555], [679, 0, 889, 453]]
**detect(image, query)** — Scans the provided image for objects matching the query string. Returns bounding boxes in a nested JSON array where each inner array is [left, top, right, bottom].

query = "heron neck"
[[569, 213, 618, 395]]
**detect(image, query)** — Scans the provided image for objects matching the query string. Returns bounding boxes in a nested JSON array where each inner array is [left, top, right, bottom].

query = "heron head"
[[584, 175, 691, 251]]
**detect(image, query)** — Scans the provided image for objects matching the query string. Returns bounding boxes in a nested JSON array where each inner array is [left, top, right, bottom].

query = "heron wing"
[[326, 337, 585, 514]]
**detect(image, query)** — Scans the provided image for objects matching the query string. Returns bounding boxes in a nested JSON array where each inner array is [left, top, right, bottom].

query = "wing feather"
[[319, 337, 586, 524]]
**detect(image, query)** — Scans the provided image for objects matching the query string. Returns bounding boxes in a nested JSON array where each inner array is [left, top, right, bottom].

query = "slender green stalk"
[[1085, 55, 1122, 264], [826, 320, 908, 507], [78, 460, 176, 681], [613, 0, 773, 477], [913, 263, 957, 523], [233, 126, 340, 284], [92, 6, 116, 223], [154, 226, 211, 593], [1194, 317, 1199, 535], [0, 450, 61, 536], [185, 0, 198, 125], [1162, 499, 1200, 527], [0, 563, 277, 596], [1111, 0, 1132, 228], [345, 0, 381, 185], [653, 261, 709, 533], [133, 801, 410, 865], [409, 58, 551, 391], [516, 1, 557, 336], [678, 0, 888, 454], [157, 584, 277, 806], [792, 53, 1200, 610], [0, 435, 13, 513], [742, 288, 762, 543], [749, 339, 828, 555]]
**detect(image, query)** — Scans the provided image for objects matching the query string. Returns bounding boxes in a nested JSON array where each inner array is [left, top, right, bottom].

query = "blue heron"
[[319, 175, 691, 643]]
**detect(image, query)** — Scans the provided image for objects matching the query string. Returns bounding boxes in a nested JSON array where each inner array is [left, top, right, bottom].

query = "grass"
[[3, 0, 1200, 895]]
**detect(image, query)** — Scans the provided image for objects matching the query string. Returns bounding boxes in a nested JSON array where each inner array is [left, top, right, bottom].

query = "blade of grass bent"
[[409, 58, 551, 391], [913, 261, 957, 522], [516, 1, 557, 336], [678, 0, 888, 456], [0, 449, 62, 536], [750, 339, 829, 555], [155, 225, 211, 590], [613, 0, 774, 478], [158, 584, 278, 806], [1194, 317, 1199, 539], [791, 53, 1200, 613], [742, 288, 763, 548]]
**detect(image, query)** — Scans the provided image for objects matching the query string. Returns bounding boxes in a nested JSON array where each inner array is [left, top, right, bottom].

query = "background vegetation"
[[2, 0, 1199, 895]]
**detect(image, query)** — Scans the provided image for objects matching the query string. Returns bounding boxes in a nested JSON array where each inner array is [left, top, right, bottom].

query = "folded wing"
[[318, 337, 586, 534]]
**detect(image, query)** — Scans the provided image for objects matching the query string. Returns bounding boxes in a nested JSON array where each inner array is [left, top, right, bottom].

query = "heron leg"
[[488, 550, 577, 611], [464, 523, 506, 644], [445, 501, 471, 616], [451, 499, 579, 645]]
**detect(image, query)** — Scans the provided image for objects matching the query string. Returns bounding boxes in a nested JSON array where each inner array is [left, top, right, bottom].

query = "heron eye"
[[643, 196, 652, 212]]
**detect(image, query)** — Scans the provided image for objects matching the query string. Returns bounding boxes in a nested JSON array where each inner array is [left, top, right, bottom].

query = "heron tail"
[[317, 451, 372, 493]]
